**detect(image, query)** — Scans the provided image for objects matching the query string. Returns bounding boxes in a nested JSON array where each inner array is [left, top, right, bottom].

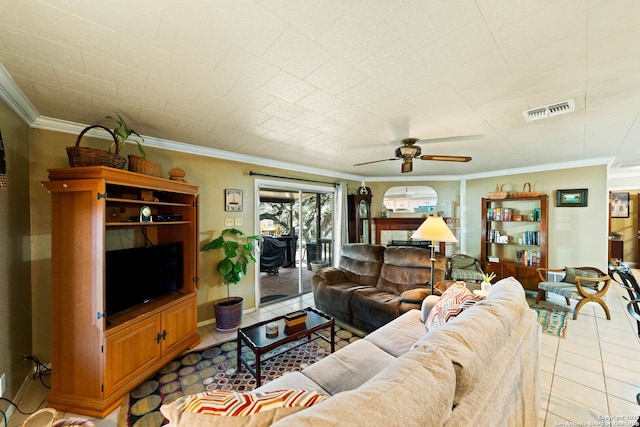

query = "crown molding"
[[0, 64, 39, 124], [461, 157, 614, 180], [31, 116, 363, 182]]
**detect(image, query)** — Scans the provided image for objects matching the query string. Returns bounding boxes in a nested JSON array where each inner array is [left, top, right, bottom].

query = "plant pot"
[[214, 296, 243, 332]]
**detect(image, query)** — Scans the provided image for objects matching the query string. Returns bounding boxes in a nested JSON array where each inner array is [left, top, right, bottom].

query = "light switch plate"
[[225, 218, 234, 226], [234, 218, 243, 226], [0, 373, 5, 398]]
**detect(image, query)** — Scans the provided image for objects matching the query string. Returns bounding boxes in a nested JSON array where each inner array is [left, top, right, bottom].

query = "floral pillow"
[[426, 283, 485, 330]]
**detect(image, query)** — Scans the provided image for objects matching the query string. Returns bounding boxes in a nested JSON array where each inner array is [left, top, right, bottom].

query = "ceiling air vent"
[[522, 99, 575, 122]]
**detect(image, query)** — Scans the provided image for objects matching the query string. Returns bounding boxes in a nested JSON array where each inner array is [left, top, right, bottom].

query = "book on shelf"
[[486, 207, 515, 221], [521, 231, 539, 245], [516, 250, 540, 267], [487, 256, 500, 263]]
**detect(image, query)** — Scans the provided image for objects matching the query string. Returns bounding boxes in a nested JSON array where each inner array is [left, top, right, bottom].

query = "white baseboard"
[[5, 366, 37, 424]]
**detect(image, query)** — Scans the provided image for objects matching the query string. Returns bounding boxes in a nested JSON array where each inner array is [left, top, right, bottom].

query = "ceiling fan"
[[354, 138, 472, 173]]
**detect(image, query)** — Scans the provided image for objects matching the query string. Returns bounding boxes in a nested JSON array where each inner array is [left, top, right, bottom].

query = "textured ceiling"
[[1, 0, 639, 178]]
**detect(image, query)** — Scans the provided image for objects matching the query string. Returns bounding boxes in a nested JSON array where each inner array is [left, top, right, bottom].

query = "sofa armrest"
[[421, 295, 442, 323], [314, 266, 346, 282], [399, 288, 432, 304]]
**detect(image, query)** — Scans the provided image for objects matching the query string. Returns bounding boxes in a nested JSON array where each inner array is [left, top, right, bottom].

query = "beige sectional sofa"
[[161, 277, 541, 426]]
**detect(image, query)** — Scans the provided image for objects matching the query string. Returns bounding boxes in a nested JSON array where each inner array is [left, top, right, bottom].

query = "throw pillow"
[[160, 389, 326, 427], [562, 267, 601, 289], [426, 284, 485, 330]]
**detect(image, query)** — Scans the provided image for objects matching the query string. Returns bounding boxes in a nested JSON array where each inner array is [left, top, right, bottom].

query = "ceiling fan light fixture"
[[397, 146, 418, 157]]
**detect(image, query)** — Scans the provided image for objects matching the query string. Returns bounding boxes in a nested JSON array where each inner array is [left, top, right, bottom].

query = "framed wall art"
[[556, 188, 588, 207], [610, 192, 629, 218], [225, 189, 243, 212]]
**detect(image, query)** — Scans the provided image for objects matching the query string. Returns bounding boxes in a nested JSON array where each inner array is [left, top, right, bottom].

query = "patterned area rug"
[[118, 325, 361, 427], [527, 294, 571, 338], [531, 307, 569, 338]]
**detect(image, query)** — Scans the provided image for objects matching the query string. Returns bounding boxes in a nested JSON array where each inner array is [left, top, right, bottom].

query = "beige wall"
[[0, 101, 32, 409], [466, 166, 609, 271], [29, 127, 360, 359], [2, 93, 614, 400]]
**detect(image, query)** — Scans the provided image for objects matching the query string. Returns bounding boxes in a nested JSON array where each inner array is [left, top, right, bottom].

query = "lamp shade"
[[411, 216, 458, 243]]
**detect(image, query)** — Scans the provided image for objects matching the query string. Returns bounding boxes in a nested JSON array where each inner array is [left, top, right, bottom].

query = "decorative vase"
[[214, 296, 243, 332], [481, 281, 492, 293]]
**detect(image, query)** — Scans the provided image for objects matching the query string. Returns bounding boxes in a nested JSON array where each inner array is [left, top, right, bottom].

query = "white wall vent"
[[522, 99, 575, 122]]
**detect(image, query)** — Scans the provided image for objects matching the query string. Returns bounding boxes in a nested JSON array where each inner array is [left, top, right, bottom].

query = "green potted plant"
[[202, 228, 261, 331], [480, 271, 496, 293], [106, 113, 145, 157]]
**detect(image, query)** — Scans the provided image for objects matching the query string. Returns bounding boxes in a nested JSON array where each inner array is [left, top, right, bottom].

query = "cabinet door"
[[44, 178, 107, 398], [104, 315, 162, 396], [515, 265, 539, 291], [161, 296, 197, 356]]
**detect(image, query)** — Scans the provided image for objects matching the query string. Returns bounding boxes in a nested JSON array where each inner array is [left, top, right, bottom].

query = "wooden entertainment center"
[[43, 166, 200, 417]]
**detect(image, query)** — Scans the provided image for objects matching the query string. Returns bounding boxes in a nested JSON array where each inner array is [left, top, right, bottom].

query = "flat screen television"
[[105, 241, 183, 316]]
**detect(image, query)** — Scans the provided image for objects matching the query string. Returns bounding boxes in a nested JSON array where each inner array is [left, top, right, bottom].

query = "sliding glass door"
[[255, 180, 335, 306]]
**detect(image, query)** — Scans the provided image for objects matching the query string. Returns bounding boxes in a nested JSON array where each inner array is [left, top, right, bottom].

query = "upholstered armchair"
[[535, 266, 611, 320], [446, 253, 484, 282]]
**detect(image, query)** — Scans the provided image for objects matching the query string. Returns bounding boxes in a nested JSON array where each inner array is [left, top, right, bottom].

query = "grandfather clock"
[[348, 186, 373, 243]]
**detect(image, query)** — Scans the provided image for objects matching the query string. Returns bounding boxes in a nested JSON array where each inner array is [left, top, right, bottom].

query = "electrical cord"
[[24, 355, 50, 389], [141, 226, 155, 247], [0, 396, 47, 427], [0, 356, 51, 426]]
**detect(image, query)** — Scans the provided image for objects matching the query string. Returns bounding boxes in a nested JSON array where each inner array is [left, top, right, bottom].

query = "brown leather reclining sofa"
[[311, 243, 445, 332]]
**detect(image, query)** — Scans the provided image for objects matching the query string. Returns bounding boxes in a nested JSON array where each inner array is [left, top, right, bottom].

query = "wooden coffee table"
[[236, 307, 334, 386]]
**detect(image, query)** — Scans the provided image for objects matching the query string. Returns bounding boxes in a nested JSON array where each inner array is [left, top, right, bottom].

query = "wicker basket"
[[512, 182, 544, 198], [128, 154, 164, 178], [66, 125, 126, 169], [488, 184, 508, 199], [21, 408, 96, 427]]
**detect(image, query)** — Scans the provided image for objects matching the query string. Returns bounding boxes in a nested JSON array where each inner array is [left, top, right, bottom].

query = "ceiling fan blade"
[[401, 157, 413, 173], [353, 158, 399, 166], [417, 134, 483, 144], [421, 154, 472, 162]]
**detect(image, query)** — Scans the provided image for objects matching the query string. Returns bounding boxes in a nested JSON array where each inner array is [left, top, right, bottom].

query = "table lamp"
[[411, 216, 458, 295]]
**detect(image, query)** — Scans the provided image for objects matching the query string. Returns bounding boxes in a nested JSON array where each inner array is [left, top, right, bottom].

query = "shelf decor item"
[[128, 153, 163, 177], [104, 112, 163, 177], [488, 184, 508, 199], [66, 125, 127, 168], [512, 183, 544, 198]]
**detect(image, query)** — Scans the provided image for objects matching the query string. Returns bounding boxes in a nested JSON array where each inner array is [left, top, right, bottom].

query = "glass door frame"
[[253, 178, 340, 308]]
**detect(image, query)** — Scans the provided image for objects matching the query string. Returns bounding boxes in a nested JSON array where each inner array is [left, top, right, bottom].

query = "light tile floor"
[[8, 282, 640, 426]]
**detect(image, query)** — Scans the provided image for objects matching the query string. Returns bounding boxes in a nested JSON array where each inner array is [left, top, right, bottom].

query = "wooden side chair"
[[609, 269, 640, 337], [446, 253, 484, 282], [536, 266, 611, 320]]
